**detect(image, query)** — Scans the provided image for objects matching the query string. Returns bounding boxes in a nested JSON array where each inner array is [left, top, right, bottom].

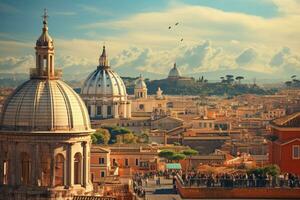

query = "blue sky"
[[0, 0, 299, 81]]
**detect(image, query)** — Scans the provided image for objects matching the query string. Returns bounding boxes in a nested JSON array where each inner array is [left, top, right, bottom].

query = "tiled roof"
[[271, 112, 300, 127]]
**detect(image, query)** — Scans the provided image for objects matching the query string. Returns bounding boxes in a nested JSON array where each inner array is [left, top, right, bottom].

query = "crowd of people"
[[179, 172, 300, 188]]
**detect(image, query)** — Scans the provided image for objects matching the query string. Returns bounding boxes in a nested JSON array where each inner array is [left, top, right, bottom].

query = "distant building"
[[81, 46, 131, 119], [269, 112, 300, 175], [167, 63, 194, 83], [131, 75, 167, 118]]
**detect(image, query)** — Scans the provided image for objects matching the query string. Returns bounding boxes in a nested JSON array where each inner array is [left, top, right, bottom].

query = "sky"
[[0, 0, 300, 81]]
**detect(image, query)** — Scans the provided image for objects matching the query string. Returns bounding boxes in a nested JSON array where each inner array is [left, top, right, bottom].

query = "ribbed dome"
[[0, 79, 91, 132], [135, 75, 147, 89], [168, 63, 181, 78], [81, 46, 127, 101], [81, 68, 127, 100]]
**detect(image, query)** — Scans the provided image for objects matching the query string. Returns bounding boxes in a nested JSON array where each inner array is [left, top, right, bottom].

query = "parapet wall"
[[176, 177, 300, 199]]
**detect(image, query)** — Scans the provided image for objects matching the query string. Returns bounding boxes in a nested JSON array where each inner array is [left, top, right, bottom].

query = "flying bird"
[[168, 26, 171, 29], [180, 38, 183, 42], [175, 22, 179, 26]]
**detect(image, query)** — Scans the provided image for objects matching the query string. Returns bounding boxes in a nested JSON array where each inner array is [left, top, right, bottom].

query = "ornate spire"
[[42, 8, 48, 30], [36, 8, 53, 47], [99, 45, 109, 67]]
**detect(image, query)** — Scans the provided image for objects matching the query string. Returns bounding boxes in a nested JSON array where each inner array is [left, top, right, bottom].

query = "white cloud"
[[0, 55, 34, 73]]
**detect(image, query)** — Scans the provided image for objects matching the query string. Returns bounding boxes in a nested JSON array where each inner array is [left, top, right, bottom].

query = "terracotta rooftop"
[[271, 112, 300, 127]]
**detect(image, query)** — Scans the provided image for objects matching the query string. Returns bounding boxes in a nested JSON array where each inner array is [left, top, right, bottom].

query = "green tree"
[[91, 128, 111, 144], [170, 153, 186, 162], [116, 132, 137, 144], [182, 149, 198, 156], [182, 149, 198, 170], [158, 150, 175, 162], [263, 164, 280, 176]]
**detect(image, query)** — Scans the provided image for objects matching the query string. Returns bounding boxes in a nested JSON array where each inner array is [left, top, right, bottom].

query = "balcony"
[[30, 68, 62, 79]]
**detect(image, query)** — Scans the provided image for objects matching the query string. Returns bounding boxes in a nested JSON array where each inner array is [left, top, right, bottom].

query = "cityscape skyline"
[[0, 0, 299, 81]]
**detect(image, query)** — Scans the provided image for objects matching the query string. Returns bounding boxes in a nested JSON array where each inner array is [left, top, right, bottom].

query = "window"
[[74, 153, 82, 185], [135, 159, 139, 166], [55, 154, 65, 186], [88, 105, 91, 115], [97, 106, 102, 116], [91, 173, 94, 182], [107, 106, 112, 116], [125, 159, 129, 166], [139, 104, 144, 110], [293, 145, 300, 159], [3, 160, 8, 185], [50, 56, 53, 73], [99, 157, 105, 164], [101, 171, 105, 177], [43, 57, 47, 69]]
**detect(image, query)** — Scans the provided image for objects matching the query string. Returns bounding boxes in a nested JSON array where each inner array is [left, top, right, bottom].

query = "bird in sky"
[[175, 22, 179, 26], [181, 38, 183, 42], [168, 26, 171, 29]]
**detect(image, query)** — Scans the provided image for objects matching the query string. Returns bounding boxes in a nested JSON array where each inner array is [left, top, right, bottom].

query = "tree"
[[158, 150, 175, 162], [182, 149, 198, 156], [263, 164, 280, 176], [220, 77, 225, 83], [116, 132, 136, 144], [226, 75, 234, 84], [91, 128, 111, 144], [235, 76, 244, 85], [285, 81, 292, 87], [170, 153, 186, 162], [182, 149, 198, 171]]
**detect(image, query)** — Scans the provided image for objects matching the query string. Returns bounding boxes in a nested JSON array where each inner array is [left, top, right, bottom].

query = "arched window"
[[3, 160, 8, 185], [55, 154, 65, 186], [41, 155, 51, 186], [74, 153, 82, 185], [21, 152, 31, 185]]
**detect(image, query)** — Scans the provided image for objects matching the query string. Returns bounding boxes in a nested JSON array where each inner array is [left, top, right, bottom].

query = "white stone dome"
[[168, 63, 181, 78], [135, 75, 147, 89], [81, 46, 127, 101], [0, 79, 91, 132], [81, 68, 127, 99]]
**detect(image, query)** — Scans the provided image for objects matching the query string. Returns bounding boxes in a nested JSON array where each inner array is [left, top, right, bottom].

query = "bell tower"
[[32, 9, 59, 79]]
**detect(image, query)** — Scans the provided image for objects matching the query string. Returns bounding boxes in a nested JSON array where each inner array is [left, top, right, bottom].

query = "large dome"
[[0, 79, 91, 132], [168, 63, 181, 78], [81, 46, 127, 100]]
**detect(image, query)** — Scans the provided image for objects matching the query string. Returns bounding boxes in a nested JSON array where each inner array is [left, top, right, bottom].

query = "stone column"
[[91, 104, 96, 118], [127, 102, 131, 118], [102, 104, 107, 118], [82, 142, 88, 187], [14, 142, 20, 186], [113, 103, 119, 118], [67, 143, 74, 187], [0, 143, 3, 185], [50, 145, 56, 187], [123, 102, 127, 118]]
